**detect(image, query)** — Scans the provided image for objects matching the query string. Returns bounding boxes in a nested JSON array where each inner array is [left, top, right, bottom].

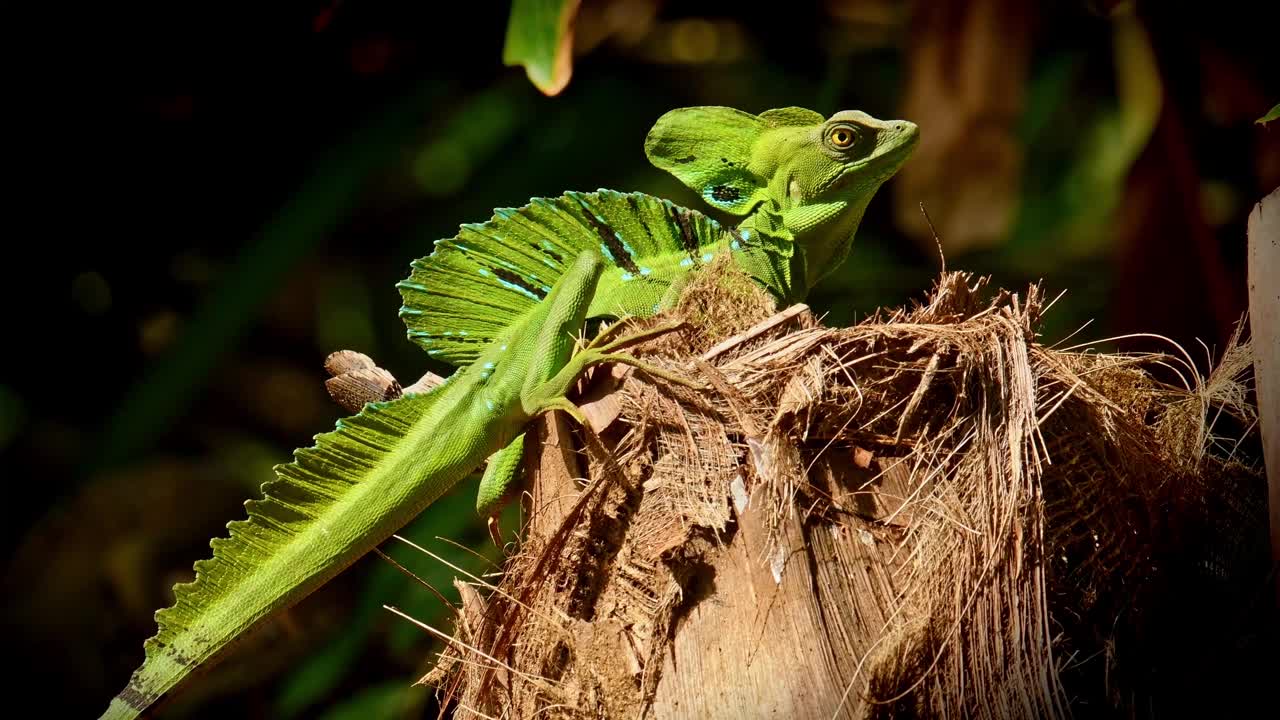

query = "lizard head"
[[646, 106, 918, 298]]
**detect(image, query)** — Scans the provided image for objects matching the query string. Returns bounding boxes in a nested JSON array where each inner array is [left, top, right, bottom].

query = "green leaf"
[[314, 681, 427, 720], [1257, 103, 1280, 125], [503, 0, 581, 96], [87, 83, 447, 474], [411, 80, 533, 197], [274, 631, 365, 719]]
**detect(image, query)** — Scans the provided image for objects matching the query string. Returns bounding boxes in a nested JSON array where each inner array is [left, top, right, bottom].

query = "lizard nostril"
[[891, 120, 919, 138]]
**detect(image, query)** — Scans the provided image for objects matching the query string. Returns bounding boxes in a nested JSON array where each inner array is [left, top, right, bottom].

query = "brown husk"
[[421, 259, 1269, 719]]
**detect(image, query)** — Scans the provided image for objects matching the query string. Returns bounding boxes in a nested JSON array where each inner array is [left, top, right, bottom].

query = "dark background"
[[4, 1, 1276, 717]]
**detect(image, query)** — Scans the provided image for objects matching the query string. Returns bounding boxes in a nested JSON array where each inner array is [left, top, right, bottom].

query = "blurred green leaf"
[[88, 83, 447, 473], [1258, 103, 1280, 125], [275, 631, 365, 720], [503, 0, 581, 96], [413, 81, 535, 197], [314, 680, 428, 720], [275, 478, 491, 717], [1007, 11, 1161, 269], [316, 270, 376, 356]]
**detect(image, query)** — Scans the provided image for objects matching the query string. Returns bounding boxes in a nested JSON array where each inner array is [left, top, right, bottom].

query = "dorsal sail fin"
[[397, 189, 729, 367]]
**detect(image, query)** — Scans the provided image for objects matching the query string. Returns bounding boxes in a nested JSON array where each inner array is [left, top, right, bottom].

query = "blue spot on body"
[[604, 229, 639, 258], [652, 303, 662, 313], [398, 281, 428, 292], [495, 277, 542, 301], [479, 268, 491, 277], [680, 257, 693, 267], [702, 253, 714, 263], [620, 272, 634, 282], [703, 187, 740, 207], [640, 267, 652, 276], [483, 362, 496, 370], [485, 399, 495, 411], [741, 230, 751, 241], [428, 350, 440, 355], [459, 331, 468, 336], [731, 240, 741, 250]]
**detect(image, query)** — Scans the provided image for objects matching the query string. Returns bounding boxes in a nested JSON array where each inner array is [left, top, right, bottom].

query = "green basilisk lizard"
[[102, 106, 917, 719]]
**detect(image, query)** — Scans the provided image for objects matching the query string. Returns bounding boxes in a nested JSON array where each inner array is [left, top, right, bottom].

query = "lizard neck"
[[734, 192, 873, 303], [791, 193, 873, 292], [730, 215, 800, 304]]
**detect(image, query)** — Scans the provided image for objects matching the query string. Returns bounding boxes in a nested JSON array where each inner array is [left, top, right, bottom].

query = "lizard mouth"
[[872, 124, 920, 168]]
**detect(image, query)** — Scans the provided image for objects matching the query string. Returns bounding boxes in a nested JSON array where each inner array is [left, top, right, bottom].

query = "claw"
[[588, 351, 698, 389], [578, 320, 696, 389], [487, 515, 504, 550], [585, 316, 640, 350]]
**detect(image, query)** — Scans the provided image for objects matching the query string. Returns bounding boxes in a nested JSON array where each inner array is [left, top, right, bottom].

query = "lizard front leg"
[[476, 254, 693, 528], [476, 299, 691, 540], [523, 319, 697, 419]]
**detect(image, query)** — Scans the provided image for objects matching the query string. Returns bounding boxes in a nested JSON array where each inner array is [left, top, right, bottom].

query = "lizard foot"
[[577, 319, 697, 388], [528, 322, 698, 421], [580, 350, 698, 389], [587, 318, 688, 353]]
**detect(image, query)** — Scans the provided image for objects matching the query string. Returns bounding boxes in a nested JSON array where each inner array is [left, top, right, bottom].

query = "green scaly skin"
[[102, 106, 917, 719], [645, 106, 919, 301]]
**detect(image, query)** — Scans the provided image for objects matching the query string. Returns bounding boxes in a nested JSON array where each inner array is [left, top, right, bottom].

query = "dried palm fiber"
[[417, 259, 1269, 720]]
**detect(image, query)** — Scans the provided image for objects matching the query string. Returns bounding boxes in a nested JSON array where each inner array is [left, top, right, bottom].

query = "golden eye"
[[828, 126, 857, 149]]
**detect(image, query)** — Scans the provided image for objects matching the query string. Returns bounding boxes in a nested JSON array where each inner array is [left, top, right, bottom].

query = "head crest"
[[644, 106, 775, 217]]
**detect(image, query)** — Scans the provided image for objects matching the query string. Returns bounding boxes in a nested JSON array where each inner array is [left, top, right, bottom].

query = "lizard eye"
[[826, 125, 858, 150]]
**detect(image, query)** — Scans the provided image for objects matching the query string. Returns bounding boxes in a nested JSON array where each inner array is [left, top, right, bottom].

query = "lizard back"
[[397, 189, 737, 367]]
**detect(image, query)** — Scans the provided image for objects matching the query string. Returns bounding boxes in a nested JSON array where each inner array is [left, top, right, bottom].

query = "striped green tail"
[[102, 389, 447, 719]]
